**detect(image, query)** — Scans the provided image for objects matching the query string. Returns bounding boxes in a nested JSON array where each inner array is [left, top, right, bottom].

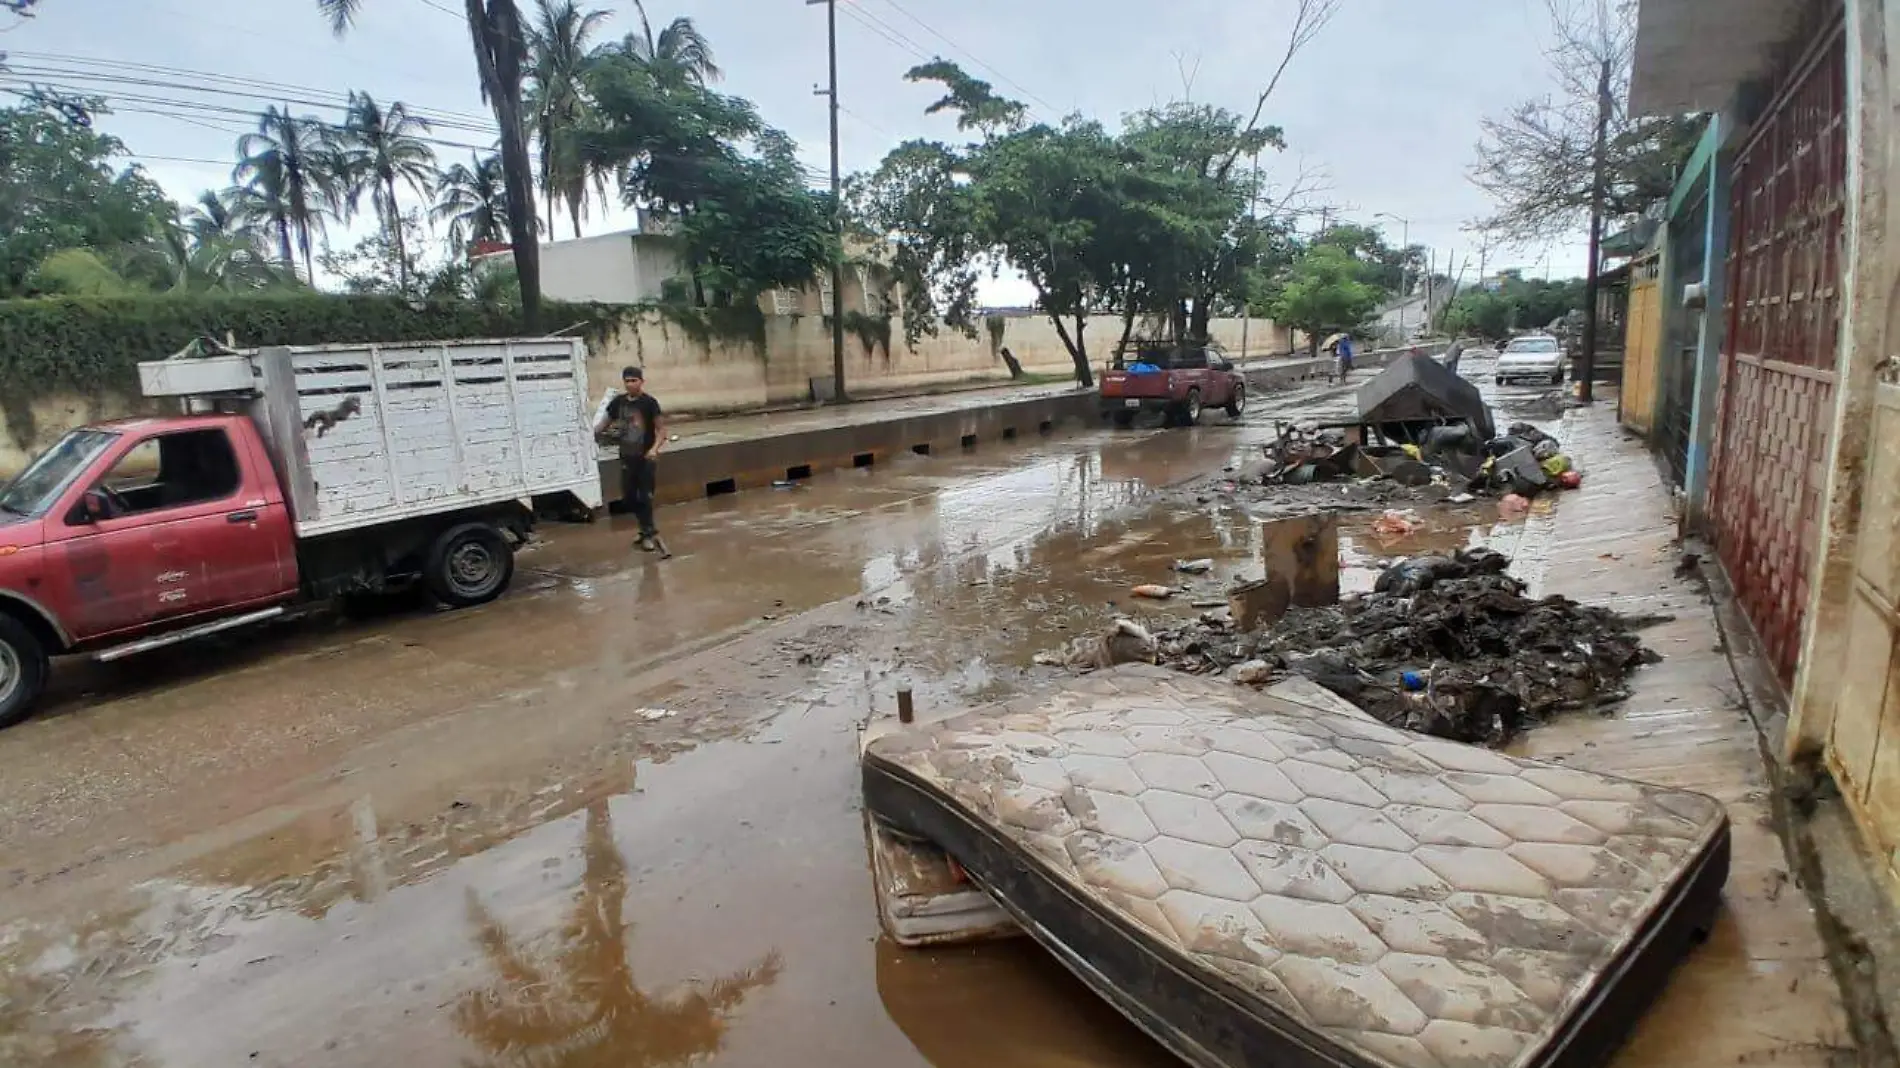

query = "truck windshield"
[[0, 429, 119, 517]]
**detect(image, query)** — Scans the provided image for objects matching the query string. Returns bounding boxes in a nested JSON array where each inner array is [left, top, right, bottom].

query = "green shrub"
[[0, 292, 636, 447]]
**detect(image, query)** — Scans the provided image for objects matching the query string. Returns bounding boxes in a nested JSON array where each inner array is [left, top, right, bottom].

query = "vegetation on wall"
[[0, 292, 631, 447], [646, 295, 768, 357], [829, 310, 893, 359]]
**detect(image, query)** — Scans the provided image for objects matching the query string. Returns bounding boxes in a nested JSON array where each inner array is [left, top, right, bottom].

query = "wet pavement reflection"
[[0, 356, 1576, 1067]]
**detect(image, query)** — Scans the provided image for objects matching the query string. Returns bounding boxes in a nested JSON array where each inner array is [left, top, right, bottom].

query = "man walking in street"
[[595, 366, 666, 552]]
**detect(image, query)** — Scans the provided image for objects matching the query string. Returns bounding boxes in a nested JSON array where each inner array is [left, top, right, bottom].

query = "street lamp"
[[1375, 211, 1412, 341]]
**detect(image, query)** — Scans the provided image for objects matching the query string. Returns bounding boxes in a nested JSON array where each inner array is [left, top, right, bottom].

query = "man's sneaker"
[[636, 534, 658, 552]]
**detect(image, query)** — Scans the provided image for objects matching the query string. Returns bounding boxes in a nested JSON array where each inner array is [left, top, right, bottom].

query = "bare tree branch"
[[1218, 0, 1341, 179], [1468, 0, 1697, 245]]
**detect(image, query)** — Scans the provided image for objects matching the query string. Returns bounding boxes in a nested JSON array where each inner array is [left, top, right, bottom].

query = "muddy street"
[[0, 355, 1576, 1068]]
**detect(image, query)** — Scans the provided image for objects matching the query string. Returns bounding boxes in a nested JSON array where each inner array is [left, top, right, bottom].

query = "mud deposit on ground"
[[1184, 475, 1462, 517], [1151, 549, 1668, 745]]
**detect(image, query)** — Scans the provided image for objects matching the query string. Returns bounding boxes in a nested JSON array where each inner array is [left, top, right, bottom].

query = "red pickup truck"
[[0, 339, 604, 728], [1099, 342, 1247, 428]]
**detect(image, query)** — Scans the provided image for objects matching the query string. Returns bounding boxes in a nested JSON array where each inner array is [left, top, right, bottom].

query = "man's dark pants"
[[621, 455, 658, 537]]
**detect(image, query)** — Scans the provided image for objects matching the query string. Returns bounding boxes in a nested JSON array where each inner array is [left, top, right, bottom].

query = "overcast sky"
[[9, 0, 1591, 300]]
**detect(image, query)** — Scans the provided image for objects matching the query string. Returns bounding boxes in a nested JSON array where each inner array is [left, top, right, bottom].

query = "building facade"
[[1630, 0, 1900, 888]]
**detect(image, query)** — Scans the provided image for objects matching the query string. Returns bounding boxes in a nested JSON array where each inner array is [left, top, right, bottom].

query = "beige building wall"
[[0, 312, 1295, 476]]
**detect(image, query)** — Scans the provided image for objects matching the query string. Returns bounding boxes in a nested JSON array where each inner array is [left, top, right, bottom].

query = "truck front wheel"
[[425, 522, 516, 608], [0, 614, 50, 730]]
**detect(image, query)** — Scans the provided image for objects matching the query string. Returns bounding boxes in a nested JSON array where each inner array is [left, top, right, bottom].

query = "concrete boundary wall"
[[608, 342, 1446, 508]]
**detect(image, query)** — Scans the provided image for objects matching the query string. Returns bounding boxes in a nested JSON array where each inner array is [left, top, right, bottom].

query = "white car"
[[1495, 335, 1568, 386]]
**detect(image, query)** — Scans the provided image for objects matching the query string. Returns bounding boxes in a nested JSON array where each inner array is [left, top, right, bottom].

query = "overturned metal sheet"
[[1358, 352, 1497, 440], [863, 667, 1729, 1068]]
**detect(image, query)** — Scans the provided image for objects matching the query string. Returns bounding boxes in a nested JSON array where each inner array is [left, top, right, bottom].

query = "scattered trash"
[[1375, 548, 1511, 596], [1499, 493, 1531, 517], [1036, 618, 1159, 671], [1145, 548, 1667, 745], [1447, 493, 1476, 505], [771, 480, 801, 489], [635, 707, 677, 720], [1131, 584, 1176, 600], [1559, 470, 1583, 490], [1232, 659, 1274, 685], [1370, 510, 1421, 540], [1173, 559, 1215, 575]]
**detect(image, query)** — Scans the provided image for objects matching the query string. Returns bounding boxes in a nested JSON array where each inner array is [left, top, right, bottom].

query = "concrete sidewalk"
[[1496, 401, 1856, 1066]]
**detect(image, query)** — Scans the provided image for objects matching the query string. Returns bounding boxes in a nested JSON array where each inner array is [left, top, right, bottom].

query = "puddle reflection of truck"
[[1099, 341, 1247, 428], [0, 340, 603, 727]]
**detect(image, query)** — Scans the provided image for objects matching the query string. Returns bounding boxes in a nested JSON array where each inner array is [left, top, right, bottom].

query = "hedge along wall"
[[0, 293, 634, 455]]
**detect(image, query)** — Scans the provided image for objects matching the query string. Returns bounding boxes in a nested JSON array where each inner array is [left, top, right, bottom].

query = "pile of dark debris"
[[1142, 549, 1667, 746]]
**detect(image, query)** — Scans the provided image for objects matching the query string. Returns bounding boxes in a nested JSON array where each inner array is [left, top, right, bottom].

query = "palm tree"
[[235, 106, 334, 285], [527, 0, 611, 240], [624, 0, 720, 87], [334, 91, 438, 289], [434, 152, 511, 255], [320, 0, 544, 329], [171, 190, 286, 291]]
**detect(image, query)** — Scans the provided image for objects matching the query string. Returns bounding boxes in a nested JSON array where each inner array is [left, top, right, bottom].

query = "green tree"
[[333, 92, 438, 290], [579, 43, 833, 307], [1441, 275, 1587, 340], [527, 0, 613, 238], [320, 0, 545, 330], [433, 153, 511, 254], [972, 119, 1130, 386], [845, 139, 981, 347], [1270, 245, 1380, 355], [235, 105, 335, 284], [0, 92, 176, 297], [1313, 223, 1426, 297], [167, 190, 294, 292]]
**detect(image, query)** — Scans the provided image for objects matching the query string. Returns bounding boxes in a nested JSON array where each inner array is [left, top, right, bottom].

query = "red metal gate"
[[1710, 17, 1846, 686]]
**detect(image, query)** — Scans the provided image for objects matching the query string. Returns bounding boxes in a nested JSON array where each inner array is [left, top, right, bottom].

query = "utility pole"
[[1375, 211, 1410, 341], [1577, 56, 1612, 405], [809, 0, 847, 403], [1239, 151, 1260, 360]]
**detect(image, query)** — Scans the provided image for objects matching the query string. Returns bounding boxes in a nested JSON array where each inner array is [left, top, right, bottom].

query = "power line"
[[411, 0, 463, 18], [838, 104, 891, 138], [1, 60, 497, 132], [835, 4, 931, 63], [3, 51, 497, 127], [865, 0, 1060, 116]]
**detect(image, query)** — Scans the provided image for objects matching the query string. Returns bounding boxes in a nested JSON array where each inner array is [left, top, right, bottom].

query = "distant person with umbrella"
[[1322, 333, 1355, 383]]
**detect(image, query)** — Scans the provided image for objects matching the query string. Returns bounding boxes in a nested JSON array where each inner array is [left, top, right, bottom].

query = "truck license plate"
[[1124, 399, 1141, 408]]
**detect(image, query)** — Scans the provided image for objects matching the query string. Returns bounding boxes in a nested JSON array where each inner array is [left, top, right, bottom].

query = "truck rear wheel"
[[1178, 389, 1203, 427], [425, 522, 515, 608], [0, 614, 50, 730], [1225, 387, 1246, 420]]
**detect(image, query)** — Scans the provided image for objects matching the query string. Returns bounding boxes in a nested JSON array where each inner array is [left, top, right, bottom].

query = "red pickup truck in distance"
[[1099, 341, 1247, 428]]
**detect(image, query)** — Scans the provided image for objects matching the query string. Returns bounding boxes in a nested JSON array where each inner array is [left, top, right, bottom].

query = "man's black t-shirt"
[[606, 392, 663, 461]]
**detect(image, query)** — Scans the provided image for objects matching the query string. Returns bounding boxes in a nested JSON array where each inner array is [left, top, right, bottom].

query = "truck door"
[[55, 512, 158, 639], [1173, 347, 1211, 400], [79, 429, 287, 624]]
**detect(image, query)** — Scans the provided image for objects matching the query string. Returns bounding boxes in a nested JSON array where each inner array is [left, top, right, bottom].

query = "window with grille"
[[770, 289, 797, 316]]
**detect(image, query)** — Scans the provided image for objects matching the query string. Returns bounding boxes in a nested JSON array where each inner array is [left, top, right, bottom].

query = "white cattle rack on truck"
[[139, 338, 604, 538]]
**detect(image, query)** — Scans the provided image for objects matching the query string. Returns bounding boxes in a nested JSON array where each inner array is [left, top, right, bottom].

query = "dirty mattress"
[[861, 667, 1729, 1068]]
